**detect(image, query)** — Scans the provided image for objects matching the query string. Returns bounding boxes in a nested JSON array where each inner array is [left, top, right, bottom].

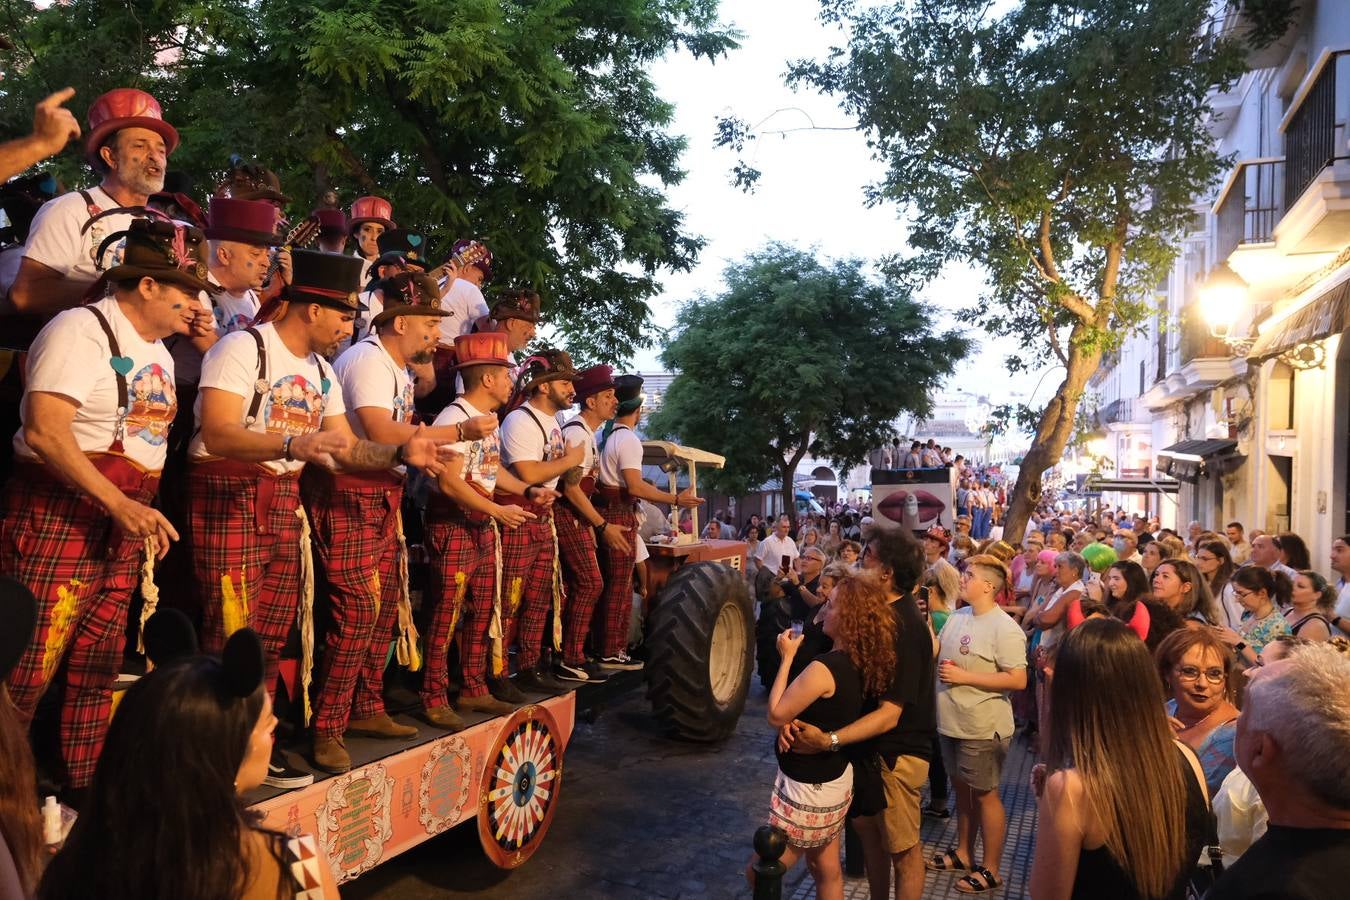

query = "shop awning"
[[1088, 477, 1181, 495], [1248, 278, 1350, 361], [1155, 439, 1239, 482]]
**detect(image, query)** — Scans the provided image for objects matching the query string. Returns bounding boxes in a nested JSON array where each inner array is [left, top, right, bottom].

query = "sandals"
[[955, 866, 1003, 894], [926, 849, 967, 872]]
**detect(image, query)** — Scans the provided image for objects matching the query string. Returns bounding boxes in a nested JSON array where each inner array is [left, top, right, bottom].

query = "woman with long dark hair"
[[1194, 540, 1240, 629], [1276, 532, 1312, 571], [1151, 559, 1220, 626], [37, 630, 340, 900], [1030, 618, 1209, 899], [1284, 570, 1336, 641]]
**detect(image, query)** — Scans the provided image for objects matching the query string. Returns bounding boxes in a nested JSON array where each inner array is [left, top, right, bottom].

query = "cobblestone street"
[[345, 681, 1039, 899]]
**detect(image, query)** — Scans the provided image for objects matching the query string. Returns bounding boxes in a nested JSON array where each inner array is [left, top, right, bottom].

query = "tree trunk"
[[781, 462, 797, 528], [1002, 339, 1101, 544]]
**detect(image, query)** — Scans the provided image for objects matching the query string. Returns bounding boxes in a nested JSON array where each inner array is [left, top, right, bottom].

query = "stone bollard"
[[752, 825, 788, 900]]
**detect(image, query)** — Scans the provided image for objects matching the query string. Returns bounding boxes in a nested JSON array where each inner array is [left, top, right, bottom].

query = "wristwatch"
[[282, 435, 294, 461], [828, 732, 840, 752]]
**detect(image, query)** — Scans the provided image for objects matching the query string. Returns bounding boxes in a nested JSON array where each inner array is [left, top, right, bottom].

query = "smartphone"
[[781, 554, 791, 573], [790, 620, 804, 637]]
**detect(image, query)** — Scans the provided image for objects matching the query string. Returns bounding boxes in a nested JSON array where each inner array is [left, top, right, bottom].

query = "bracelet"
[[594, 519, 607, 530], [527, 483, 545, 500], [454, 421, 462, 442], [282, 435, 294, 461], [394, 444, 406, 465]]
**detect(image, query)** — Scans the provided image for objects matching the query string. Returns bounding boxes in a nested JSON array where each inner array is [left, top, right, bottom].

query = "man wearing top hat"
[[594, 375, 702, 669], [348, 195, 395, 285], [416, 287, 540, 421], [187, 249, 444, 788], [552, 365, 629, 684], [419, 332, 560, 727], [313, 207, 348, 255], [345, 228, 435, 350], [12, 88, 178, 317], [2, 219, 211, 794]]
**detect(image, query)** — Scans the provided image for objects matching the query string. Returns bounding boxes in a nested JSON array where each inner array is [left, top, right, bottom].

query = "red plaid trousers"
[[499, 513, 557, 669], [421, 505, 497, 702], [555, 503, 602, 665], [188, 462, 303, 693], [302, 471, 404, 738], [1, 459, 159, 788], [595, 501, 638, 657]]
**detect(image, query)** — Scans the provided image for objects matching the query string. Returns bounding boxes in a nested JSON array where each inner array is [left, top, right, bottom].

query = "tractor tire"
[[644, 561, 754, 742]]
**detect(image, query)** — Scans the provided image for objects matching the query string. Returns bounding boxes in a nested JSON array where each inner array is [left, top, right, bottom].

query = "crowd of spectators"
[[752, 502, 1350, 899]]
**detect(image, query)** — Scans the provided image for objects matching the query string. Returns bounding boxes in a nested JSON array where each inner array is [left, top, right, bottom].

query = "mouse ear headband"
[[221, 628, 265, 699]]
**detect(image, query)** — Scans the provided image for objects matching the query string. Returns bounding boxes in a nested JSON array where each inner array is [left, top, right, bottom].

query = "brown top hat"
[[452, 331, 511, 369], [92, 219, 214, 297], [218, 163, 289, 204], [371, 272, 450, 328], [572, 364, 616, 405], [148, 191, 206, 228], [490, 288, 541, 324], [205, 197, 283, 246], [84, 89, 179, 165], [516, 349, 577, 395]]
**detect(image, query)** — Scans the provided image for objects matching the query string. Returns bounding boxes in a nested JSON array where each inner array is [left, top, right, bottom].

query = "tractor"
[[638, 441, 754, 742]]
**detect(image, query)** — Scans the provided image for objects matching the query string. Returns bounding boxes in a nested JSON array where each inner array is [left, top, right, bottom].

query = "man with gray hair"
[[1208, 643, 1350, 898]]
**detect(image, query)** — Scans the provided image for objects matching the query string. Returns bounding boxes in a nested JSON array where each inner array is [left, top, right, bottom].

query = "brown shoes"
[[346, 714, 418, 740], [421, 705, 466, 731], [457, 693, 515, 716], [313, 736, 351, 774]]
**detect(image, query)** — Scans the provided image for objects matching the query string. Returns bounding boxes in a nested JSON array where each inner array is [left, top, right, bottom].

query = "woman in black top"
[[1030, 618, 1210, 900], [749, 575, 896, 900]]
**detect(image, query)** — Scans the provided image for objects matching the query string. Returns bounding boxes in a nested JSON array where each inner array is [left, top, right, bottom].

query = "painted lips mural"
[[877, 489, 946, 529]]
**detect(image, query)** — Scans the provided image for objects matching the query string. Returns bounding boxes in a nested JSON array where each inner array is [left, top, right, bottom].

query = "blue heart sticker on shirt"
[[408, 234, 422, 247], [321, 377, 331, 395], [109, 356, 134, 376]]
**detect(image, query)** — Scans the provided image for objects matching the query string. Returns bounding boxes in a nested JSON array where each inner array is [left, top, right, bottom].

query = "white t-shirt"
[[22, 187, 134, 286], [438, 278, 489, 345], [189, 322, 343, 475], [560, 415, 598, 479], [598, 424, 642, 488], [756, 532, 800, 570], [1335, 579, 1350, 622], [167, 274, 260, 385], [15, 296, 176, 472], [500, 402, 566, 490], [431, 397, 500, 494], [333, 336, 413, 439]]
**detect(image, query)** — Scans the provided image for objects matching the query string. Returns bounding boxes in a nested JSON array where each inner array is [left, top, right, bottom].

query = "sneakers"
[[346, 714, 418, 740], [265, 748, 315, 789], [312, 736, 351, 775], [598, 651, 642, 671], [420, 705, 465, 731], [488, 676, 528, 705], [554, 660, 610, 684], [514, 665, 569, 695], [922, 804, 951, 819], [457, 693, 516, 716]]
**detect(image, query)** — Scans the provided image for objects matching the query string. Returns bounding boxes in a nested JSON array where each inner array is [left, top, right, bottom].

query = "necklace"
[[1176, 703, 1230, 731]]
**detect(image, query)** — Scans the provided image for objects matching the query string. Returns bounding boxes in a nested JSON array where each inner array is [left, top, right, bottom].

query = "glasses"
[[1175, 665, 1226, 685], [1195, 553, 1217, 563], [1232, 589, 1255, 602]]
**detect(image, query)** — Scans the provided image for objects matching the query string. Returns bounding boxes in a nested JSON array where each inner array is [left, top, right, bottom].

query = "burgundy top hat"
[[349, 196, 395, 230], [84, 88, 179, 165], [452, 331, 511, 369], [205, 197, 283, 246], [314, 207, 348, 237], [572, 364, 616, 405]]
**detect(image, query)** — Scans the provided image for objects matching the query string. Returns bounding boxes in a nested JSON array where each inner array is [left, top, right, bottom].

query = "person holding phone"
[[756, 515, 799, 576], [783, 547, 829, 681]]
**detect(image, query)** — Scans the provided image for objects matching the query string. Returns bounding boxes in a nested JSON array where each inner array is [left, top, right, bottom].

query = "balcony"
[[1274, 50, 1350, 254], [1214, 158, 1283, 260], [1092, 398, 1143, 431]]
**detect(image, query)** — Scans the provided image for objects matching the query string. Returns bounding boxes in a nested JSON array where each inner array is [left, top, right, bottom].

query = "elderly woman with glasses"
[[1155, 628, 1240, 795]]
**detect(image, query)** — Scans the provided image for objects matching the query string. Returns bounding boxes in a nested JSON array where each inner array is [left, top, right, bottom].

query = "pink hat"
[[1037, 549, 1058, 567]]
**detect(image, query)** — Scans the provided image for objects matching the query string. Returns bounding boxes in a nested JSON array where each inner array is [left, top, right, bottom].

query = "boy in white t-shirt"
[[2, 219, 210, 792]]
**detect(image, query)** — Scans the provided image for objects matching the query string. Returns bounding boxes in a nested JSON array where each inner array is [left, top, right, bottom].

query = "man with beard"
[[347, 196, 395, 285], [345, 229, 434, 350], [416, 288, 540, 421], [188, 250, 444, 788], [12, 89, 176, 317], [494, 351, 586, 698]]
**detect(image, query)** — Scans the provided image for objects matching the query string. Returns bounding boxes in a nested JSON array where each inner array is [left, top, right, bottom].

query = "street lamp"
[[1198, 262, 1249, 345]]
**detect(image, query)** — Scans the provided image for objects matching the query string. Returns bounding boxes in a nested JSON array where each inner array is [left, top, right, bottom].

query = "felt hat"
[[147, 191, 206, 228], [95, 218, 214, 296], [349, 196, 395, 230], [218, 162, 289, 204], [516, 349, 578, 395], [377, 229, 431, 267], [287, 248, 366, 311], [573, 364, 616, 405], [371, 272, 450, 327], [204, 197, 283, 246], [614, 374, 645, 414], [451, 238, 492, 281], [924, 525, 952, 549], [451, 331, 512, 369], [490, 288, 540, 324], [84, 88, 179, 165], [314, 207, 347, 237]]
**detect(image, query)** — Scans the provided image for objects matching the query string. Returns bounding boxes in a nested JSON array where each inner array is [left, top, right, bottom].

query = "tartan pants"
[[188, 465, 302, 693], [303, 473, 404, 738], [421, 508, 496, 702], [595, 503, 638, 658], [1, 461, 158, 788], [499, 513, 557, 669], [555, 503, 602, 665]]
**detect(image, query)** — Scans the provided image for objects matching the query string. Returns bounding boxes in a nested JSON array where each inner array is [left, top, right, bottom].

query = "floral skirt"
[[768, 764, 853, 849]]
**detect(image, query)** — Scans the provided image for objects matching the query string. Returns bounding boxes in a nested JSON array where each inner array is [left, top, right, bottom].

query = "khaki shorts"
[[878, 753, 930, 853], [939, 734, 1011, 793]]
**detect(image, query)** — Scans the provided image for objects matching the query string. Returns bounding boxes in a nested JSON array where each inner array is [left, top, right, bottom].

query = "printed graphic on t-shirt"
[[264, 374, 326, 436], [126, 362, 176, 446], [213, 307, 252, 335], [544, 423, 564, 462], [465, 434, 501, 485], [393, 380, 414, 423]]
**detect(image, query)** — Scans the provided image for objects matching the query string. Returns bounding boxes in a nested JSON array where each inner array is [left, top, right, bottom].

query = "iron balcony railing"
[[1283, 51, 1348, 215], [1213, 158, 1283, 260]]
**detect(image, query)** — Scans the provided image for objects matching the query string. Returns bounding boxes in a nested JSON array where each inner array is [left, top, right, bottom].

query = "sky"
[[633, 0, 1054, 415]]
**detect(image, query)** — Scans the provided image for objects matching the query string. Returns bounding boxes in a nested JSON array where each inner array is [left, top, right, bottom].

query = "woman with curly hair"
[[752, 574, 897, 900]]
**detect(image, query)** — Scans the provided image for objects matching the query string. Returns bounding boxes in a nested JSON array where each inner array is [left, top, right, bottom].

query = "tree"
[[726, 0, 1253, 541], [0, 0, 739, 362], [648, 243, 969, 519]]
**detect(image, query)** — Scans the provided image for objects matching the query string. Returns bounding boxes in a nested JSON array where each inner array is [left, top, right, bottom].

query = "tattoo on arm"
[[341, 439, 399, 471]]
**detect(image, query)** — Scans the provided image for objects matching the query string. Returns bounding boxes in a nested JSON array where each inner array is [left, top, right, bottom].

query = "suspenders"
[[85, 305, 129, 453]]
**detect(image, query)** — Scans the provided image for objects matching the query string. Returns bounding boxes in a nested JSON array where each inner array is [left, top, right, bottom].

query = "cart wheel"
[[477, 704, 563, 868]]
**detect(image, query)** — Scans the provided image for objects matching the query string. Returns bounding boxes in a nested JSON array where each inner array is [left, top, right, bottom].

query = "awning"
[[1088, 477, 1181, 495], [1156, 439, 1239, 482], [1248, 278, 1350, 361]]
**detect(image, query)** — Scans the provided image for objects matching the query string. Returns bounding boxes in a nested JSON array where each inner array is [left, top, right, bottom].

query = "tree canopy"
[[649, 243, 969, 516], [0, 0, 739, 362], [759, 0, 1250, 539]]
